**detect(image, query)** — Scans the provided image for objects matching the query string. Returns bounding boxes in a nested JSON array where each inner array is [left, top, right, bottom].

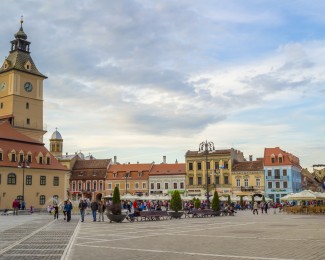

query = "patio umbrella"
[[288, 190, 321, 201]]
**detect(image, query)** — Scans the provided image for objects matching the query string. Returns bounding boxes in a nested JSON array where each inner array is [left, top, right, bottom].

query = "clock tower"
[[0, 18, 47, 142]]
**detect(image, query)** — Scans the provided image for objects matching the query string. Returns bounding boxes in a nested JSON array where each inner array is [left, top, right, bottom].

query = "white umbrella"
[[287, 190, 321, 201], [243, 196, 252, 201]]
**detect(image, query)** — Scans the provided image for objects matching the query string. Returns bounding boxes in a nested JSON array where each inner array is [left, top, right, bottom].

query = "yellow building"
[[231, 159, 265, 196], [185, 148, 245, 196], [0, 18, 47, 143], [0, 19, 69, 209]]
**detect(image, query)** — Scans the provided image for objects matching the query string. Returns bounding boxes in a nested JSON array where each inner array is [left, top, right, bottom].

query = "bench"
[[138, 210, 170, 221], [1, 210, 13, 215], [191, 209, 221, 217]]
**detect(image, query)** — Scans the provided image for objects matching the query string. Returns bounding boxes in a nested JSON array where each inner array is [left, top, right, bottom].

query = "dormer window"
[[11, 151, 16, 162], [46, 156, 50, 165], [271, 154, 275, 163], [278, 154, 283, 163], [138, 172, 142, 177], [39, 156, 43, 164], [113, 173, 117, 178], [19, 152, 24, 163], [0, 149, 3, 161], [27, 154, 32, 163], [24, 61, 31, 71], [3, 61, 9, 70]]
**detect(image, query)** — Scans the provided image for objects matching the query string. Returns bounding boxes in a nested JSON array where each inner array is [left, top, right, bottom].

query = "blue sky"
[[0, 1, 324, 167]]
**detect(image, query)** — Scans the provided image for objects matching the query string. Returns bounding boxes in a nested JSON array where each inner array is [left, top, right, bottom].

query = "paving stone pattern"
[[0, 216, 78, 260], [69, 211, 325, 260]]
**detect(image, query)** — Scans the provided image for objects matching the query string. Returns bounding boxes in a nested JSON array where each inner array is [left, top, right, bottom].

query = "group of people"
[[78, 198, 106, 222], [252, 201, 269, 214]]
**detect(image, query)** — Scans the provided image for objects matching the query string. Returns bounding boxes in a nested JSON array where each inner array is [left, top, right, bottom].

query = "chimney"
[[163, 156, 166, 164], [114, 156, 117, 164], [249, 155, 253, 161], [175, 159, 178, 164]]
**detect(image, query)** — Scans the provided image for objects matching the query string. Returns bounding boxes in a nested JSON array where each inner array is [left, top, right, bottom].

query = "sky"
[[0, 1, 325, 168]]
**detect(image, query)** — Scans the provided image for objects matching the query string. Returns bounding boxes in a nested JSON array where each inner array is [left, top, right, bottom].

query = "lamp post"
[[199, 140, 215, 209], [18, 159, 30, 205], [125, 172, 129, 195]]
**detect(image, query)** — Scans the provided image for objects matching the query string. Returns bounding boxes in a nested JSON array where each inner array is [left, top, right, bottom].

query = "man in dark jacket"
[[64, 200, 73, 222], [78, 199, 87, 222], [90, 200, 99, 222]]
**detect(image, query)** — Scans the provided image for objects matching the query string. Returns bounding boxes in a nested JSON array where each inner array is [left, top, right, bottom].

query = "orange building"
[[106, 163, 153, 196]]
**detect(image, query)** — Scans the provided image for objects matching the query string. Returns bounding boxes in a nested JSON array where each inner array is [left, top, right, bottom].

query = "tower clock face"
[[24, 82, 33, 92], [0, 82, 6, 91]]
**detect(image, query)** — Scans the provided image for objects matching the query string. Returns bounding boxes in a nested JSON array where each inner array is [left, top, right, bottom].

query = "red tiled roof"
[[0, 122, 67, 170], [149, 163, 186, 176], [264, 147, 300, 167], [108, 163, 153, 172], [0, 121, 43, 144], [70, 159, 111, 180], [73, 159, 111, 170], [232, 160, 264, 172], [106, 163, 153, 180]]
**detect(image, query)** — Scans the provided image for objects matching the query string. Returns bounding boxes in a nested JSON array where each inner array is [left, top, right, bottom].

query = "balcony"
[[240, 186, 255, 192]]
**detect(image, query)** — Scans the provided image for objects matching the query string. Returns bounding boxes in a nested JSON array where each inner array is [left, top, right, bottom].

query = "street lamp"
[[199, 140, 215, 209], [18, 159, 30, 204], [125, 172, 129, 195]]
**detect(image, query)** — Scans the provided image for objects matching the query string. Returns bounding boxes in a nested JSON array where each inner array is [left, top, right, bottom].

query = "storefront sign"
[[271, 189, 287, 192]]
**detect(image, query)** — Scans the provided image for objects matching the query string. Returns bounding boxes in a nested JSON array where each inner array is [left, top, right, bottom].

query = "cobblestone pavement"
[[68, 211, 325, 260], [0, 214, 78, 260]]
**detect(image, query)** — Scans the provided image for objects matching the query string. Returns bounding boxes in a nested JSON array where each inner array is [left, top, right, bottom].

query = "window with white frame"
[[236, 179, 240, 187], [72, 182, 76, 191], [115, 183, 120, 188], [78, 182, 82, 191], [93, 181, 97, 191], [86, 182, 91, 191], [165, 183, 168, 189], [256, 178, 260, 187], [142, 182, 147, 189], [157, 183, 161, 190], [126, 183, 130, 189], [150, 183, 154, 190], [173, 183, 177, 189], [180, 182, 184, 189], [135, 183, 139, 189], [99, 181, 103, 190], [108, 183, 112, 189], [244, 178, 248, 187]]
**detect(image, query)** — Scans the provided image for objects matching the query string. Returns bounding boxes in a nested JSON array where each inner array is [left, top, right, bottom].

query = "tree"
[[111, 186, 121, 215], [194, 198, 201, 209], [262, 195, 266, 203], [170, 190, 182, 212], [240, 196, 244, 208], [211, 191, 220, 211], [227, 194, 231, 205]]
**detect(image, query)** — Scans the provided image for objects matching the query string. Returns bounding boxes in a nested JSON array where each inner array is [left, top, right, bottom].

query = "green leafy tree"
[[240, 196, 244, 207], [227, 194, 231, 205], [170, 190, 182, 212], [211, 191, 220, 211], [194, 198, 201, 209], [262, 195, 266, 203], [111, 186, 121, 215]]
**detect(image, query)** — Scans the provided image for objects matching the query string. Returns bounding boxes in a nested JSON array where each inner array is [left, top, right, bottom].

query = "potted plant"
[[169, 190, 183, 219], [107, 186, 127, 223], [211, 191, 221, 216], [194, 198, 201, 209]]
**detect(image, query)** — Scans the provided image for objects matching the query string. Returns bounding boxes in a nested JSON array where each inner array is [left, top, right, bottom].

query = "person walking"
[[62, 201, 67, 220], [264, 202, 268, 214], [260, 202, 264, 214], [12, 199, 19, 215], [64, 200, 73, 222], [90, 199, 99, 222], [53, 204, 59, 220], [78, 199, 87, 222], [253, 202, 259, 215], [98, 201, 106, 222]]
